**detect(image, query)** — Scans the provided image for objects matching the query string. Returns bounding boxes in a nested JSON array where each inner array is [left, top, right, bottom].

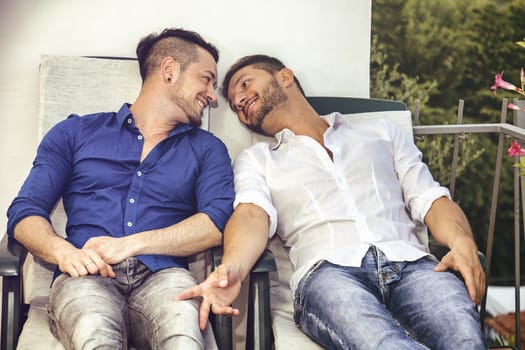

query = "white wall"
[[0, 0, 371, 235]]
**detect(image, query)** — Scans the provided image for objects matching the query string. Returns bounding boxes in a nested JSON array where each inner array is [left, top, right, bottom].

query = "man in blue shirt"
[[7, 28, 234, 349]]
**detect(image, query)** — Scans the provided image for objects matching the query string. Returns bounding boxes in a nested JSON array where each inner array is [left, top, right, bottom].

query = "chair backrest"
[[307, 96, 407, 115]]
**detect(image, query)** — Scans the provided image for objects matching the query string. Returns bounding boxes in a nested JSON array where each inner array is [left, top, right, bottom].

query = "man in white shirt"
[[177, 54, 487, 349]]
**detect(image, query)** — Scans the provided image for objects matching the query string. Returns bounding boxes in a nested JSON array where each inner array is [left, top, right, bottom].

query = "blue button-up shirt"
[[7, 104, 234, 271]]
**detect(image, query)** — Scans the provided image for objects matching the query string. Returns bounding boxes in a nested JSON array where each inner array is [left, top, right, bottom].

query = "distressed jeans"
[[48, 257, 213, 350], [293, 246, 487, 350]]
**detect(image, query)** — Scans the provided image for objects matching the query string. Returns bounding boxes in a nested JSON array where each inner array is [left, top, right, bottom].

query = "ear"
[[160, 56, 181, 83], [277, 67, 295, 88]]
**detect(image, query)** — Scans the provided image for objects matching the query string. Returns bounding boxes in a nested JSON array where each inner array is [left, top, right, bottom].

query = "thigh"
[[128, 267, 206, 350], [48, 273, 128, 350], [293, 261, 428, 350], [388, 257, 487, 350]]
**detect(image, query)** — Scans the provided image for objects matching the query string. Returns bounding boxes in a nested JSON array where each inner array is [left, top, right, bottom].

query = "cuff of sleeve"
[[411, 186, 451, 223], [234, 191, 277, 237]]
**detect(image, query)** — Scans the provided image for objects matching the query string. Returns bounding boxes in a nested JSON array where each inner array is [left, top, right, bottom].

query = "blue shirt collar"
[[116, 103, 194, 136]]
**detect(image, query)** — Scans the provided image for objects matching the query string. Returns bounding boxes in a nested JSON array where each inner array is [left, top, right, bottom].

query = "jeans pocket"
[[294, 259, 326, 309]]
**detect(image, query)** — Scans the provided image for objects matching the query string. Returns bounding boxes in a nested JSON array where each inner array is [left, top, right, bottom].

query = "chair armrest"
[[0, 233, 28, 277], [246, 249, 276, 350], [0, 233, 28, 350], [211, 247, 277, 350], [209, 246, 233, 350]]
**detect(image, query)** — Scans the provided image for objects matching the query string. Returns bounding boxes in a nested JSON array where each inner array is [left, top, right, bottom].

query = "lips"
[[243, 96, 257, 117], [196, 96, 208, 110]]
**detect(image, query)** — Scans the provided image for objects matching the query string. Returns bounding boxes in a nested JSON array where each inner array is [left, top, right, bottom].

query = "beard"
[[246, 78, 288, 135], [170, 75, 203, 128]]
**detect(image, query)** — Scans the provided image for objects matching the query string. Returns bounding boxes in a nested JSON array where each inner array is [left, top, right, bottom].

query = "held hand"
[[175, 264, 242, 331], [56, 245, 115, 278], [84, 236, 130, 265], [434, 238, 485, 305]]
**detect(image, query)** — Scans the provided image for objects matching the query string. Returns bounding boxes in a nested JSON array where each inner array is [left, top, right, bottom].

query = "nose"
[[206, 86, 217, 104], [233, 94, 247, 112]]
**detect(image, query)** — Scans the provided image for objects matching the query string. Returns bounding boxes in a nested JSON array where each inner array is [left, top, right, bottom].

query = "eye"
[[241, 79, 250, 89]]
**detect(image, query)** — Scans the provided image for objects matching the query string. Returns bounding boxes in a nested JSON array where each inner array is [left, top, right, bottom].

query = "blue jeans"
[[48, 257, 210, 350], [293, 246, 487, 350]]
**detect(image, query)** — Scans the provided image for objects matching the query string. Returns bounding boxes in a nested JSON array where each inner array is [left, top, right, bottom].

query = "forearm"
[[13, 216, 75, 265], [124, 212, 222, 257], [221, 203, 269, 281], [424, 196, 477, 251]]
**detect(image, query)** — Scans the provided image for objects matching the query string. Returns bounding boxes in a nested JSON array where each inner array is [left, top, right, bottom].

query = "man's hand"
[[175, 264, 242, 330], [84, 236, 131, 265], [56, 245, 115, 278], [434, 236, 485, 305]]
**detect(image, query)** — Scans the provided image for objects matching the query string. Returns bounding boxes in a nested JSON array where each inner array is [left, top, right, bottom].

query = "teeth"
[[246, 100, 256, 115]]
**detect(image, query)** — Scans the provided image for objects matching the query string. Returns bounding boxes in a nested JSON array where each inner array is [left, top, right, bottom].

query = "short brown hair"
[[221, 54, 305, 100], [136, 28, 219, 82]]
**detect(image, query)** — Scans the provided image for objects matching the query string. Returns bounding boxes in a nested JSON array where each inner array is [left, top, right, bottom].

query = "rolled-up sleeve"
[[195, 136, 235, 232], [233, 145, 278, 237], [386, 119, 451, 223], [7, 120, 73, 236]]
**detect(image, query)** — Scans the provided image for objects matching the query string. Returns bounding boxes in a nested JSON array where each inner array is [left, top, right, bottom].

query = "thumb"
[[216, 265, 230, 288], [434, 260, 449, 272]]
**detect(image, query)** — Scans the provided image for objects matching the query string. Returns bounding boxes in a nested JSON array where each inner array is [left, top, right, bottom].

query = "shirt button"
[[129, 198, 135, 204], [137, 171, 142, 177], [137, 135, 143, 140], [127, 118, 132, 124], [127, 221, 133, 227]]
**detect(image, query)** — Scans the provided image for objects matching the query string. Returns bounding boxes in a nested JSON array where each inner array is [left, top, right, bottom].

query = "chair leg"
[[212, 314, 232, 350], [246, 271, 273, 350], [1, 275, 22, 350]]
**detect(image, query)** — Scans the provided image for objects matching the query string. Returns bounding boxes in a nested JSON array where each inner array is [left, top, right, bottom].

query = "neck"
[[130, 89, 179, 138], [274, 96, 329, 143]]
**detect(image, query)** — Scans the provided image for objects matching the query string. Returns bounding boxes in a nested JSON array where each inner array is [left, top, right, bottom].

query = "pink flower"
[[508, 103, 525, 111], [508, 141, 525, 157], [491, 72, 521, 94]]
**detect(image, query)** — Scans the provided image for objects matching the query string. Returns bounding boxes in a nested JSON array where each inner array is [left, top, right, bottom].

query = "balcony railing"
[[414, 97, 525, 349]]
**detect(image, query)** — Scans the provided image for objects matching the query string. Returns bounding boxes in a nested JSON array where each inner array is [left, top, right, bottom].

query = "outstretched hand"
[[434, 237, 485, 305], [175, 264, 242, 330]]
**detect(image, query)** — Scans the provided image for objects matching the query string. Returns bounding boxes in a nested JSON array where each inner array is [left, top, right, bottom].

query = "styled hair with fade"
[[221, 54, 305, 100], [136, 27, 219, 82]]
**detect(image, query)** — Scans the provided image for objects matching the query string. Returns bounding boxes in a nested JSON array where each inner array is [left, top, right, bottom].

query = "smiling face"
[[169, 47, 218, 127], [227, 65, 288, 134]]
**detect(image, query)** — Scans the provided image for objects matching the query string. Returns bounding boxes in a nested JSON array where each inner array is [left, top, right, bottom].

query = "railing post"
[[449, 99, 464, 198], [513, 98, 525, 349]]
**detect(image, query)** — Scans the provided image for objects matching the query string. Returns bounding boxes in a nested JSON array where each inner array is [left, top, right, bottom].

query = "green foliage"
[[417, 134, 485, 187], [370, 35, 438, 111], [371, 0, 525, 284]]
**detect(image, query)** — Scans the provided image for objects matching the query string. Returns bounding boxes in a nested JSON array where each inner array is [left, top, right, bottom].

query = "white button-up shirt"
[[233, 113, 450, 292]]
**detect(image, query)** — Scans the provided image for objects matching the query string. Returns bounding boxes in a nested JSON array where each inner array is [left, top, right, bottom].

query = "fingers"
[[462, 269, 485, 305], [59, 248, 115, 278], [211, 303, 240, 316], [199, 301, 211, 331], [433, 260, 448, 272], [175, 285, 203, 301], [434, 252, 486, 305], [197, 303, 240, 331]]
